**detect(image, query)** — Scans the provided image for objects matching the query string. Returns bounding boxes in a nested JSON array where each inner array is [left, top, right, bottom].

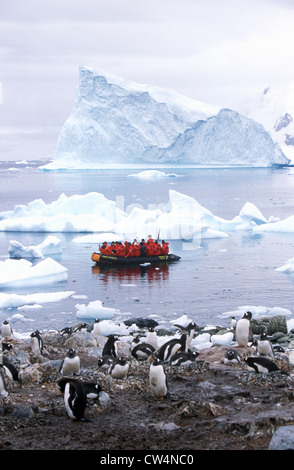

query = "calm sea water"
[[1, 159, 294, 336]]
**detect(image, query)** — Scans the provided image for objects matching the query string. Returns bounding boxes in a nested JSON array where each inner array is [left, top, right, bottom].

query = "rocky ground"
[[0, 326, 294, 452]]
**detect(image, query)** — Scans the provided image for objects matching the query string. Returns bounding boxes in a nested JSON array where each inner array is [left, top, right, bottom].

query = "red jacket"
[[161, 242, 169, 255]]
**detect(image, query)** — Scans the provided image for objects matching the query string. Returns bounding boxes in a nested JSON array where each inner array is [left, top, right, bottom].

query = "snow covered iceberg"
[[8, 235, 62, 259], [42, 66, 289, 170]]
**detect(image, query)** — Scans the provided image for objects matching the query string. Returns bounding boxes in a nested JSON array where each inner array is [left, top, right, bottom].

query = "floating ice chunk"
[[75, 300, 119, 320], [8, 235, 62, 259], [276, 257, 294, 273], [211, 332, 234, 346], [0, 258, 68, 288], [0, 291, 74, 309], [127, 170, 179, 179]]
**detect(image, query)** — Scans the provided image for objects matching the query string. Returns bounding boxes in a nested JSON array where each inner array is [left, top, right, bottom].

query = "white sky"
[[1, 0, 294, 160]]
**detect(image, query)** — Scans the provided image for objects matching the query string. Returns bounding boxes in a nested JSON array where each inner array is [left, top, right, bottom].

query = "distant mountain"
[[246, 83, 294, 162], [43, 66, 289, 170]]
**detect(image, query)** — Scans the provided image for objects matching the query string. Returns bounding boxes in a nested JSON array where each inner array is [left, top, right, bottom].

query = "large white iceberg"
[[42, 66, 289, 170], [8, 235, 62, 259]]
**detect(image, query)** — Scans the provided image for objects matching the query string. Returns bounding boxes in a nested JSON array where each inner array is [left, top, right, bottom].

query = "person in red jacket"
[[153, 240, 162, 256], [126, 243, 135, 257], [99, 242, 108, 254], [161, 241, 169, 255]]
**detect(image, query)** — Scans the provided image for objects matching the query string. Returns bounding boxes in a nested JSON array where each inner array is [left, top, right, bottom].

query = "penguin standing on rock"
[[155, 333, 188, 363], [102, 335, 118, 358], [108, 356, 129, 380], [257, 333, 274, 357], [57, 377, 89, 421], [235, 312, 252, 347], [91, 319, 103, 338], [60, 348, 80, 376], [174, 322, 197, 348], [244, 356, 282, 374], [149, 355, 168, 400], [30, 330, 44, 355], [1, 320, 13, 338], [145, 328, 158, 349]]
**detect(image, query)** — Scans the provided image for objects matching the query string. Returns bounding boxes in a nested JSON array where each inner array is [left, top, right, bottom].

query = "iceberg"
[[0, 258, 68, 288], [75, 300, 119, 320], [8, 235, 62, 259], [42, 66, 289, 170]]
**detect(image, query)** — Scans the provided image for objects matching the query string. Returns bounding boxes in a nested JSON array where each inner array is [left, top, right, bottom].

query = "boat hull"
[[91, 252, 181, 266]]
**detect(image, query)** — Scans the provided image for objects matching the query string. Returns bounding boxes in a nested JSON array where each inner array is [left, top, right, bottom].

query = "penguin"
[[131, 342, 155, 361], [0, 368, 8, 398], [2, 356, 19, 383], [30, 330, 44, 355], [60, 348, 80, 376], [57, 377, 89, 421], [91, 319, 103, 338], [108, 356, 129, 380], [155, 333, 188, 363], [244, 356, 281, 374], [235, 311, 252, 347], [149, 355, 168, 400], [82, 382, 104, 401], [174, 322, 197, 347], [145, 327, 158, 349], [73, 322, 89, 333], [97, 355, 114, 371], [223, 349, 241, 365], [102, 335, 118, 358], [257, 332, 274, 357], [169, 350, 199, 366], [230, 317, 237, 329], [1, 320, 13, 338], [60, 327, 73, 337]]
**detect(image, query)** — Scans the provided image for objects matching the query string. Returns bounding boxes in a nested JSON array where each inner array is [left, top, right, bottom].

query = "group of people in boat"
[[99, 236, 169, 258]]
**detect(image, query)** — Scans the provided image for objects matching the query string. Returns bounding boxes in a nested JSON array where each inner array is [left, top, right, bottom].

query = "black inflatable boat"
[[91, 252, 181, 266]]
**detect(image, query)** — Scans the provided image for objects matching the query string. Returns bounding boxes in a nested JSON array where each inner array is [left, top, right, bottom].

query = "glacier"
[[42, 66, 289, 170]]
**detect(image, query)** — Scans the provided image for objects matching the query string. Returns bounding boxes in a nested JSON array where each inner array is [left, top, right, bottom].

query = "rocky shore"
[[1, 315, 294, 451]]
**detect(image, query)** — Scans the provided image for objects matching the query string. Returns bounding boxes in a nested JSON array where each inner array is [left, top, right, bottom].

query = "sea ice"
[[8, 235, 62, 259], [75, 299, 119, 320]]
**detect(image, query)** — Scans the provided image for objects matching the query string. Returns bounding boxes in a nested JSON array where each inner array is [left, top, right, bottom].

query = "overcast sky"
[[1, 0, 294, 161]]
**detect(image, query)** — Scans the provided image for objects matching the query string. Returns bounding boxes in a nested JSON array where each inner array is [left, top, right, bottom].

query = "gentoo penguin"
[[245, 356, 281, 374], [145, 328, 158, 349], [81, 382, 104, 401], [30, 330, 44, 355], [235, 311, 252, 347], [57, 377, 89, 421], [91, 319, 103, 338], [230, 317, 237, 329], [108, 356, 129, 380], [155, 333, 188, 363], [60, 327, 73, 337], [131, 342, 155, 361], [169, 350, 199, 366], [174, 322, 197, 347], [257, 332, 274, 357], [2, 356, 19, 383], [1, 320, 13, 338], [223, 349, 241, 365], [0, 368, 8, 398], [149, 355, 168, 400], [60, 348, 80, 376], [73, 322, 89, 333], [97, 355, 114, 371], [102, 335, 118, 358]]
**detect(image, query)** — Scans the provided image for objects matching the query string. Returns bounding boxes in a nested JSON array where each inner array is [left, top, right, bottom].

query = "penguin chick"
[[91, 319, 103, 338], [82, 382, 104, 401], [223, 349, 241, 365], [57, 377, 89, 421], [60, 348, 80, 376], [30, 330, 44, 355], [102, 335, 118, 358], [149, 355, 168, 400], [244, 356, 281, 374], [155, 333, 188, 363], [108, 357, 129, 380], [257, 333, 274, 357], [235, 311, 252, 347], [131, 342, 155, 361], [1, 320, 13, 338], [169, 350, 199, 366]]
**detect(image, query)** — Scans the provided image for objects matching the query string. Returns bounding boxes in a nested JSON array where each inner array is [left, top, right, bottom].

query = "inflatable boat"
[[91, 252, 181, 266]]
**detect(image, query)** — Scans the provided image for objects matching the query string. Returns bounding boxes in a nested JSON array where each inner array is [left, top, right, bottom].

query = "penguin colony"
[[0, 311, 291, 422]]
